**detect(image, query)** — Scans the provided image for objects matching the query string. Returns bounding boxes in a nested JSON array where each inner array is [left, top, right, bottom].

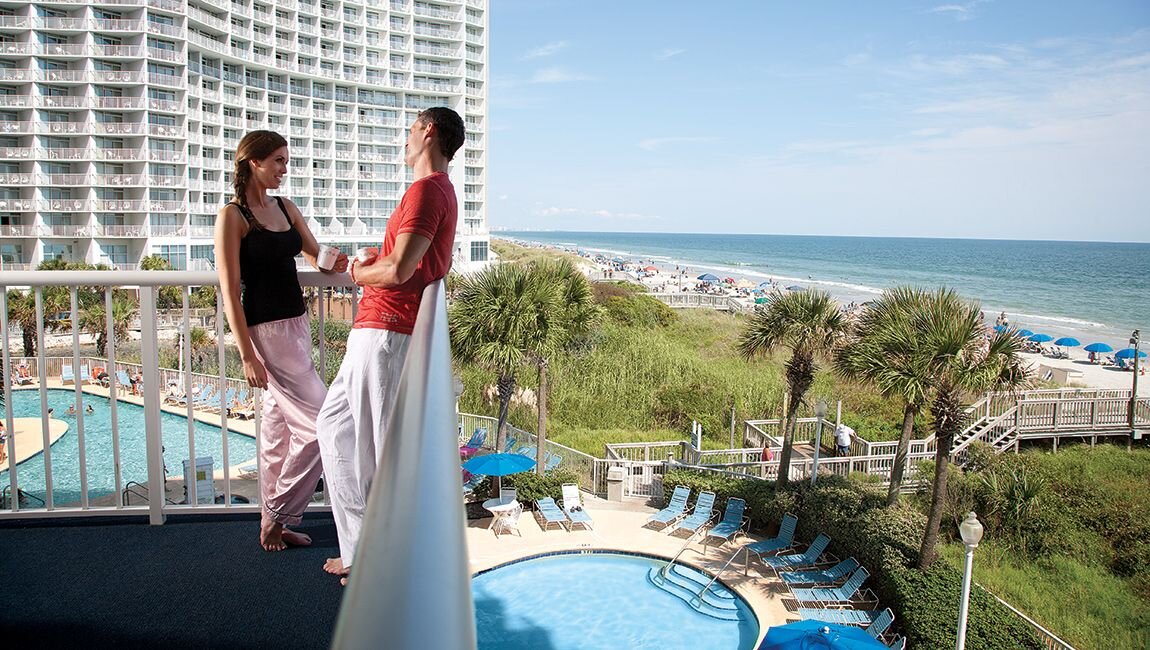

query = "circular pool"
[[472, 551, 759, 650]]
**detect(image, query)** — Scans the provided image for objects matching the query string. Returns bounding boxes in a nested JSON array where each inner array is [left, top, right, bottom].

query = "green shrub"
[[602, 294, 677, 328], [505, 469, 580, 505]]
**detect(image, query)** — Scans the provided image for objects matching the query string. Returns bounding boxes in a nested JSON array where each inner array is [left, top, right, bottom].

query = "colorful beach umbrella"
[[759, 620, 885, 650], [1017, 329, 1034, 337], [697, 273, 721, 283], [461, 453, 535, 477], [643, 265, 658, 272], [1028, 333, 1054, 343], [1084, 342, 1114, 353], [1115, 348, 1148, 360], [1053, 337, 1081, 347]]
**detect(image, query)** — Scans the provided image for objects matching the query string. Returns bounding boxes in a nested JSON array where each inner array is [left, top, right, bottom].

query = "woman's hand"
[[243, 357, 269, 389], [329, 251, 349, 273]]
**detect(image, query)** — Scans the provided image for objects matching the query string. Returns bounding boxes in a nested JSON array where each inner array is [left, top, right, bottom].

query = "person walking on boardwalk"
[[215, 130, 348, 552], [315, 107, 464, 582]]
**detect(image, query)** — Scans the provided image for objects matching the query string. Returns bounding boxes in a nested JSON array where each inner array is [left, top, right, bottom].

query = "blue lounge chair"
[[204, 387, 236, 413], [459, 427, 487, 458], [866, 607, 895, 641], [534, 497, 570, 532], [671, 491, 716, 536], [744, 513, 798, 562], [462, 470, 485, 494], [781, 557, 860, 586], [560, 483, 592, 530], [647, 485, 690, 530], [515, 445, 536, 458], [888, 636, 905, 650], [61, 364, 75, 384], [115, 370, 132, 389], [704, 497, 748, 553], [78, 365, 91, 384], [796, 605, 886, 627], [760, 533, 832, 575], [501, 437, 517, 453], [544, 454, 562, 472], [789, 566, 874, 608], [191, 384, 218, 407]]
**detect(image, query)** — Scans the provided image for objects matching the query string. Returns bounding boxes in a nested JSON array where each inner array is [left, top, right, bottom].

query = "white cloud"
[[928, 1, 991, 21], [655, 48, 685, 61], [523, 41, 567, 60], [530, 67, 593, 83], [638, 136, 719, 151]]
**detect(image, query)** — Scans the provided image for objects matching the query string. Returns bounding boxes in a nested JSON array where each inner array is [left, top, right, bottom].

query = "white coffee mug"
[[317, 245, 339, 271]]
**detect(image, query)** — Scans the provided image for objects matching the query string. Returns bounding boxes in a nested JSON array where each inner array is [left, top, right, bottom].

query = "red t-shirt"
[[354, 171, 457, 334]]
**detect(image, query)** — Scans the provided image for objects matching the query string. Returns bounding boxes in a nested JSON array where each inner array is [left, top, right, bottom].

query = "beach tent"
[[697, 273, 721, 283]]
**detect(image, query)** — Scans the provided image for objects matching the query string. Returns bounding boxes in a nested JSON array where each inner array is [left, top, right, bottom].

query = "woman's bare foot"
[[260, 518, 287, 552], [282, 528, 312, 546], [324, 557, 350, 575]]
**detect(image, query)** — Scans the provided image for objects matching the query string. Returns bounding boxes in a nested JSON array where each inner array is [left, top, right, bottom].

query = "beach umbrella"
[[643, 265, 658, 272], [735, 278, 755, 289], [759, 620, 885, 650], [1028, 333, 1053, 343], [757, 281, 773, 289], [1053, 337, 1081, 347], [461, 453, 535, 477], [1084, 342, 1113, 353], [1115, 348, 1148, 360], [786, 285, 805, 291], [993, 325, 1008, 332], [697, 273, 721, 283], [1017, 329, 1034, 337]]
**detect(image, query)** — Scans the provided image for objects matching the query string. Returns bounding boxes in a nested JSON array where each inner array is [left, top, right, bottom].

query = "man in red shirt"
[[316, 107, 464, 580]]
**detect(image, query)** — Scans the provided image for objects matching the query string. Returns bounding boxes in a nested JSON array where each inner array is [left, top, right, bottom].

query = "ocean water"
[[504, 231, 1149, 347]]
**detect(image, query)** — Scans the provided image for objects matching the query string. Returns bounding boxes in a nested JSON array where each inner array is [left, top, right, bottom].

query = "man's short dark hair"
[[418, 107, 465, 161]]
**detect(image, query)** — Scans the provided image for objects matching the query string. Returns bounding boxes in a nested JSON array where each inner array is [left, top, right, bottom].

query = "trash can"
[[606, 466, 626, 502]]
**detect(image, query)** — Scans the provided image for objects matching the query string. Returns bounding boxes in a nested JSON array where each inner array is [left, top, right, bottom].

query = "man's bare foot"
[[282, 528, 312, 546], [324, 557, 350, 575], [260, 518, 287, 552]]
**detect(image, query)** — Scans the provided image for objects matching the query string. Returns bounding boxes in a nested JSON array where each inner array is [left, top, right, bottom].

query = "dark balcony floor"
[[0, 513, 344, 649]]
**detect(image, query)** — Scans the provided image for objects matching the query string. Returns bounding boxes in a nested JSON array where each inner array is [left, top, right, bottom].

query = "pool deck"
[[465, 492, 794, 644], [2, 417, 67, 466]]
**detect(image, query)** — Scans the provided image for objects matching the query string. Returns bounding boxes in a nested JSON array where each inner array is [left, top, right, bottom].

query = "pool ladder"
[[121, 480, 177, 506], [648, 529, 743, 621], [0, 486, 45, 509]]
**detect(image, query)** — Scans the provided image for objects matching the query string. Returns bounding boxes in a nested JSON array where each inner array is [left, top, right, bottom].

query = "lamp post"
[[810, 400, 828, 485], [956, 512, 984, 650], [1129, 330, 1141, 434]]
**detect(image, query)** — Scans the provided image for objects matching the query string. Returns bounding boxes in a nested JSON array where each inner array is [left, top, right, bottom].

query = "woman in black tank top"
[[215, 131, 348, 552]]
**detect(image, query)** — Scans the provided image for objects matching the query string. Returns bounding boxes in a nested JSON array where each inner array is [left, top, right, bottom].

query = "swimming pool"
[[472, 551, 759, 649], [1, 388, 257, 505]]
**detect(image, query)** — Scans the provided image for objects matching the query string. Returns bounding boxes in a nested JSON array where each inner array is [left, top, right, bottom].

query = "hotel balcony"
[[0, 224, 37, 237], [0, 171, 33, 185], [95, 224, 148, 237], [0, 271, 468, 649]]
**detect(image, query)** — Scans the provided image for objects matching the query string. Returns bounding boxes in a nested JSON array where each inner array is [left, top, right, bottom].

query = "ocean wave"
[[1008, 311, 1109, 330]]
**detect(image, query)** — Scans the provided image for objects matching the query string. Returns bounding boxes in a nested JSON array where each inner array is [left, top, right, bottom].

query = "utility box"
[[606, 466, 626, 502], [182, 456, 215, 504]]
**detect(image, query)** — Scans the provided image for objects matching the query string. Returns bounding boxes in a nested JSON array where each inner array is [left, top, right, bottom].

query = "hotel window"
[[154, 244, 186, 270], [93, 35, 122, 46], [103, 244, 128, 264], [1, 244, 24, 264], [43, 244, 74, 261], [470, 241, 488, 262]]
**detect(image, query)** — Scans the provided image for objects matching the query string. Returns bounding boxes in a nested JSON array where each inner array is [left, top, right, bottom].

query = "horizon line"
[[494, 229, 1150, 246]]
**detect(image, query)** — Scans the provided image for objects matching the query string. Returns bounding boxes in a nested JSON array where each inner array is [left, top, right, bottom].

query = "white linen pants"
[[316, 327, 411, 568], [248, 313, 327, 526]]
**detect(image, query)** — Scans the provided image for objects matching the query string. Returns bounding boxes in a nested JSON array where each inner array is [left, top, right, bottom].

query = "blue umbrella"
[[757, 281, 774, 289], [697, 273, 721, 283], [993, 325, 1008, 332], [1017, 329, 1034, 337], [786, 285, 805, 291], [1084, 342, 1113, 353], [1115, 348, 1148, 360], [1028, 333, 1054, 343], [759, 620, 885, 650], [1053, 337, 1081, 347], [462, 453, 535, 477]]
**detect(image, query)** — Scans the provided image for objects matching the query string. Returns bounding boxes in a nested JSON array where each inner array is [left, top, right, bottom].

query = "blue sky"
[[486, 1, 1150, 241]]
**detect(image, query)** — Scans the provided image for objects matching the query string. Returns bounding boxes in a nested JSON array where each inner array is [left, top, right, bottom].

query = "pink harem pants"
[[315, 328, 411, 568], [248, 313, 327, 526]]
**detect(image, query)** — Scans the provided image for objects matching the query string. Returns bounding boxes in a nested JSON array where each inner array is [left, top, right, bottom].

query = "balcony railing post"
[[138, 287, 167, 525]]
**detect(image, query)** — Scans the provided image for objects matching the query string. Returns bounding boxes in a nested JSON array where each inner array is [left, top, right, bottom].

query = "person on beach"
[[315, 107, 463, 583], [216, 129, 348, 552]]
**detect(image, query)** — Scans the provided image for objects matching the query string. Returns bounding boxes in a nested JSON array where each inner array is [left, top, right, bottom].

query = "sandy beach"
[[507, 239, 1148, 397]]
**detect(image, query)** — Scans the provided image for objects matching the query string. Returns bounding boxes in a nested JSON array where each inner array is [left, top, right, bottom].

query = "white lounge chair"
[[561, 483, 593, 530]]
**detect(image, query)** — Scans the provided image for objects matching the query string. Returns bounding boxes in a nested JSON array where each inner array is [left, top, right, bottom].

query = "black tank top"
[[234, 196, 306, 327]]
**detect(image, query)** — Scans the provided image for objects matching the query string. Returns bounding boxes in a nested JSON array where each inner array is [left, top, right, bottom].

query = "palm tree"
[[187, 326, 215, 371], [527, 259, 600, 474], [79, 291, 139, 357], [737, 289, 849, 486], [449, 263, 564, 465], [913, 288, 1028, 568], [6, 289, 38, 357], [836, 287, 933, 506]]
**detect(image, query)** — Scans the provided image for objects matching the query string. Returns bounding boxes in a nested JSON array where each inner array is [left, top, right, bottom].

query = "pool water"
[[472, 552, 759, 650], [1, 388, 257, 505]]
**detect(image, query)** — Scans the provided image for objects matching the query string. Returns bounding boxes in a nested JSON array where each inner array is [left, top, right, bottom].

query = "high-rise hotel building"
[[0, 0, 489, 273]]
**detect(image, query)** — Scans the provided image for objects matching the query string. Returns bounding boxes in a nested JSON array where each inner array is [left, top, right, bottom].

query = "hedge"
[[662, 469, 1043, 649]]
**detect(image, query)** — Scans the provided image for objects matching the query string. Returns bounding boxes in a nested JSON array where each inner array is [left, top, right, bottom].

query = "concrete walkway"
[[466, 492, 794, 645]]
